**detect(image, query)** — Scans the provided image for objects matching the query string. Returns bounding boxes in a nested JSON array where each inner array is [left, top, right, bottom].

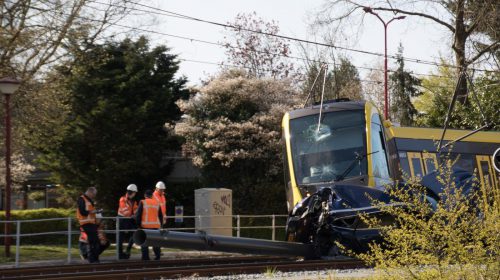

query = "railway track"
[[0, 256, 365, 279]]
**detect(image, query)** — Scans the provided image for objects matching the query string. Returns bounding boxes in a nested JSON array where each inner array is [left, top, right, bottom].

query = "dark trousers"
[[79, 240, 110, 259], [141, 245, 161, 260], [118, 217, 136, 254], [81, 223, 100, 263], [140, 227, 160, 260]]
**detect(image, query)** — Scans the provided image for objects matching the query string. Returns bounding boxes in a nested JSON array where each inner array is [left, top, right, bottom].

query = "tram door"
[[476, 155, 498, 189], [422, 153, 438, 174]]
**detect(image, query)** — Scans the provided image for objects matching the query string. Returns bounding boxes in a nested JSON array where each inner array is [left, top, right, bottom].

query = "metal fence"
[[0, 214, 288, 267]]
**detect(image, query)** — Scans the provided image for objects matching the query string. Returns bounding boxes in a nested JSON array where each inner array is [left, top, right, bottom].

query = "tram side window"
[[407, 152, 425, 178], [411, 158, 424, 177], [480, 161, 492, 187], [453, 153, 474, 172], [476, 155, 495, 188], [424, 158, 436, 173], [423, 153, 438, 174], [398, 152, 411, 178], [371, 114, 390, 179]]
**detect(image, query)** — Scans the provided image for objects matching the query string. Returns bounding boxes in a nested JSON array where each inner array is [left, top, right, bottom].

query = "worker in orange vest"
[[78, 213, 110, 260], [136, 189, 163, 261], [117, 184, 139, 259], [153, 181, 167, 225], [76, 187, 102, 263]]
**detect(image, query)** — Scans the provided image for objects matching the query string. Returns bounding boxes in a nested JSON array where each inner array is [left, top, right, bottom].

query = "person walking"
[[153, 181, 167, 226], [117, 184, 138, 259], [136, 189, 163, 261], [76, 187, 102, 263]]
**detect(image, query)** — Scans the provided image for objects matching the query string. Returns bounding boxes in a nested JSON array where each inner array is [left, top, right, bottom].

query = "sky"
[[126, 0, 453, 86]]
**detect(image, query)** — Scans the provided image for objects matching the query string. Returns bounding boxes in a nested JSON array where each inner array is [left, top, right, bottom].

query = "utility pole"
[[363, 7, 405, 120], [0, 77, 20, 258]]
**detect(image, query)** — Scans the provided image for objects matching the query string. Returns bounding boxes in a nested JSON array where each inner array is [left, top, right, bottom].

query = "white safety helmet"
[[155, 181, 166, 190], [126, 184, 138, 192]]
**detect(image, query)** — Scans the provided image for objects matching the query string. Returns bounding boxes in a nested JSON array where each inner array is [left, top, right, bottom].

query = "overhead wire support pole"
[[317, 64, 329, 133], [464, 72, 490, 126], [441, 71, 493, 150], [437, 70, 466, 153], [303, 63, 327, 108]]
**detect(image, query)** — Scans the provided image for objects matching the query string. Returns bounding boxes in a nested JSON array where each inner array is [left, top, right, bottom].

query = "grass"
[[264, 266, 278, 277], [0, 244, 140, 264]]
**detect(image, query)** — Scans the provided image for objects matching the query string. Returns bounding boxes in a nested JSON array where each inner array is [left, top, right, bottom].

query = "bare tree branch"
[[369, 6, 455, 32], [467, 41, 500, 66]]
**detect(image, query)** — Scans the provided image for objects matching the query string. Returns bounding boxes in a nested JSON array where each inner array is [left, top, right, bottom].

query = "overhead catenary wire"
[[11, 0, 492, 87], [87, 0, 499, 73], [20, 0, 481, 80], [73, 7, 464, 80], [179, 58, 459, 91]]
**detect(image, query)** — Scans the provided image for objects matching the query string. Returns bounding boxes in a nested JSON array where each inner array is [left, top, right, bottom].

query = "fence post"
[[271, 214, 276, 241], [67, 217, 72, 264], [115, 217, 120, 260], [15, 221, 20, 268], [236, 215, 240, 238]]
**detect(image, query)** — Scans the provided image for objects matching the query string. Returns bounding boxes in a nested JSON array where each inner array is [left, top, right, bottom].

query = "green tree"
[[303, 56, 362, 103], [175, 69, 300, 214], [35, 37, 190, 209], [0, 0, 134, 191], [414, 66, 499, 130], [389, 44, 421, 126], [315, 0, 500, 98]]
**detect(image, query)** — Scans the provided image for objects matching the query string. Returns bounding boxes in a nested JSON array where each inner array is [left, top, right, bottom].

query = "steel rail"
[[3, 258, 365, 280], [0, 256, 288, 279]]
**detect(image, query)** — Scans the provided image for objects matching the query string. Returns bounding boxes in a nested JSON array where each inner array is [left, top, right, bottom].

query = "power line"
[[179, 58, 457, 90], [68, 3, 459, 80], [24, 0, 476, 80], [13, 0, 489, 83], [90, 0, 498, 73]]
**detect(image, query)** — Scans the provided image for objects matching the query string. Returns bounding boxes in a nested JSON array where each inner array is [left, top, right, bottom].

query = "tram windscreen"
[[289, 110, 367, 184]]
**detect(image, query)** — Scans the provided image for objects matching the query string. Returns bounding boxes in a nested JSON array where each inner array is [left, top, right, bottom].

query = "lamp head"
[[0, 77, 20, 95]]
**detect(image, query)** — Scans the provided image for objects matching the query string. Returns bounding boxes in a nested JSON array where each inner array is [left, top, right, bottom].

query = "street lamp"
[[0, 77, 20, 258], [363, 7, 405, 120]]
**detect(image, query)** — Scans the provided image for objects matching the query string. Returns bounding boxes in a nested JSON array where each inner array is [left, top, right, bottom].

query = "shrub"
[[0, 208, 74, 245], [346, 155, 500, 279]]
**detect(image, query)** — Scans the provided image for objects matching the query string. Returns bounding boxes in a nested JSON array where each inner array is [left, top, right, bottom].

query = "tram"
[[281, 99, 499, 255], [282, 99, 499, 212]]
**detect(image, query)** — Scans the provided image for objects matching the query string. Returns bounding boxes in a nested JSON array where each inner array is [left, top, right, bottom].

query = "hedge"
[[0, 208, 75, 245]]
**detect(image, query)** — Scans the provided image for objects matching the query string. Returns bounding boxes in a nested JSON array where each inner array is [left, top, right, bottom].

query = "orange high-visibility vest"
[[141, 198, 161, 229], [153, 190, 166, 217], [117, 194, 138, 217], [77, 195, 96, 226]]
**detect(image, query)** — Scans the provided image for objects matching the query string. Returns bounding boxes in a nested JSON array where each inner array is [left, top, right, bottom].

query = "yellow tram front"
[[282, 100, 395, 213]]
